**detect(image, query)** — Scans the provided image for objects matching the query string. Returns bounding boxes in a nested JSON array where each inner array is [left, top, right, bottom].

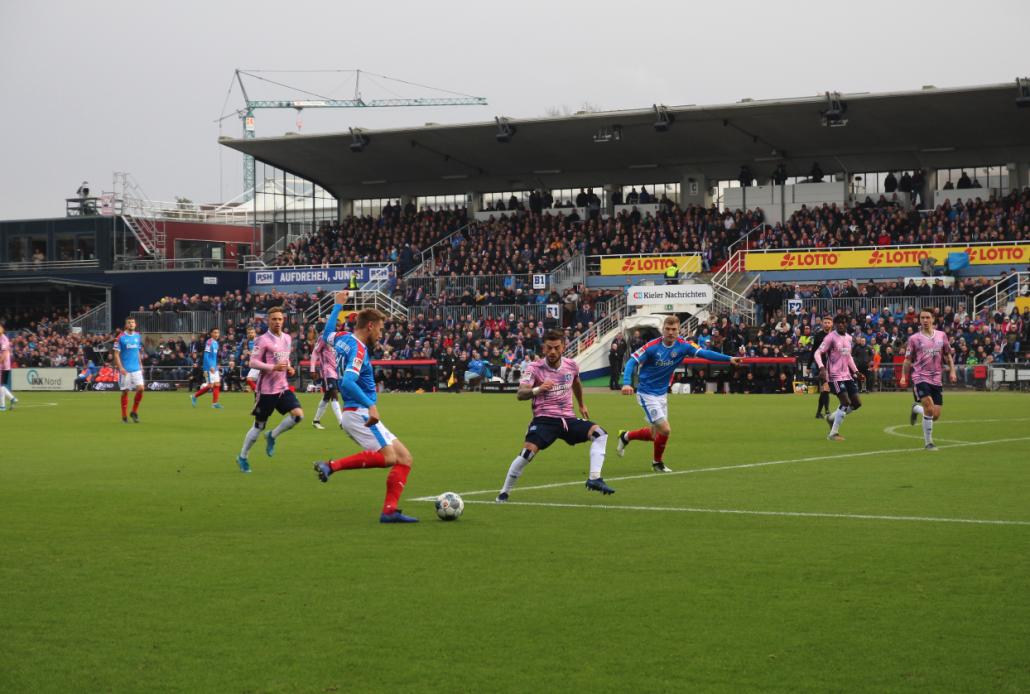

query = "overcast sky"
[[1, 0, 1028, 219]]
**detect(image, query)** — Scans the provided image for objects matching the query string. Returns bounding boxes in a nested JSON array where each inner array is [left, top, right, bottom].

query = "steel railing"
[[0, 259, 100, 272], [781, 294, 1000, 318], [112, 257, 242, 271], [70, 303, 111, 334], [403, 222, 474, 278], [564, 293, 628, 357], [406, 303, 550, 323], [972, 272, 1028, 315]]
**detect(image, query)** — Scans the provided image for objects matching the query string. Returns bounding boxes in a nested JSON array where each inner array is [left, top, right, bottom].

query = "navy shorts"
[[524, 416, 597, 450], [319, 377, 339, 396], [0, 370, 9, 388], [913, 382, 943, 406], [829, 379, 859, 400], [251, 390, 302, 421]]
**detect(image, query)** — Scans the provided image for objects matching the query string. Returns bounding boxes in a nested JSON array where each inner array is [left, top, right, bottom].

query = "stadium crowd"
[[686, 279, 1030, 393], [140, 289, 323, 315], [263, 188, 1029, 275]]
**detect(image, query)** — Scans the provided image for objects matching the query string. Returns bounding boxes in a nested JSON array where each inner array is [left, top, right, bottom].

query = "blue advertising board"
[[248, 265, 392, 292]]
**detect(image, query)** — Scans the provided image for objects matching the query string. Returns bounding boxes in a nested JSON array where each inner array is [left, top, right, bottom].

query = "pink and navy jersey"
[[814, 331, 858, 382], [0, 333, 10, 369], [250, 330, 292, 395], [520, 357, 579, 418], [905, 329, 951, 386], [311, 335, 339, 380]]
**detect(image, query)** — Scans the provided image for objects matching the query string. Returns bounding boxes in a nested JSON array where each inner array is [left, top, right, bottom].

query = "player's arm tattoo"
[[516, 383, 536, 400]]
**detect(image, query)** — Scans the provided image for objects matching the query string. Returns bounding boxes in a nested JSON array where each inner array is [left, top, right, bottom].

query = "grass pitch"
[[1, 389, 1028, 693]]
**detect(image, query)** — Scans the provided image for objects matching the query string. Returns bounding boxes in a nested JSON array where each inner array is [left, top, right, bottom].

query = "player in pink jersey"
[[495, 329, 614, 502], [309, 313, 345, 430], [899, 308, 957, 450], [814, 315, 862, 441], [0, 322, 16, 411], [235, 306, 304, 472]]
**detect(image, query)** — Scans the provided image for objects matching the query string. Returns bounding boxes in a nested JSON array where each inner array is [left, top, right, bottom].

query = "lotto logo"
[[866, 249, 930, 265], [779, 252, 839, 268], [255, 271, 274, 285]]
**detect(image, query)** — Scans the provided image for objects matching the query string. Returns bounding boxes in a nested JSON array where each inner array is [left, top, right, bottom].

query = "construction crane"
[[219, 69, 488, 195]]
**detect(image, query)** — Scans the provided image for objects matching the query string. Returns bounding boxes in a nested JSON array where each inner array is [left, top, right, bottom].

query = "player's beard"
[[546, 356, 560, 369]]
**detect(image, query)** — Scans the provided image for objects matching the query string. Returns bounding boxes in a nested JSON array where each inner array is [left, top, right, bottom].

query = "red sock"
[[329, 450, 387, 472], [653, 434, 669, 462], [382, 463, 411, 515], [212, 384, 221, 403], [132, 391, 143, 413], [194, 384, 209, 398], [246, 379, 256, 392], [626, 427, 654, 442], [120, 392, 128, 418]]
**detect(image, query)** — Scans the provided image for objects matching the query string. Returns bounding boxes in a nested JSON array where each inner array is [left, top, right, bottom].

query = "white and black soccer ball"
[[435, 492, 464, 521]]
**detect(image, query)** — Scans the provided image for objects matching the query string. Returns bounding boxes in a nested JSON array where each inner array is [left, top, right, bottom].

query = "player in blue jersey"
[[113, 317, 145, 423], [619, 315, 741, 471], [312, 291, 418, 524], [191, 328, 223, 409]]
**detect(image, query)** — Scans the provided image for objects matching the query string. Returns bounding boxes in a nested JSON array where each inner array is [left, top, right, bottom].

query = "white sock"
[[240, 426, 262, 458], [0, 390, 6, 408], [314, 399, 328, 422], [330, 400, 343, 426], [830, 407, 848, 435], [922, 416, 934, 445], [913, 403, 925, 416], [589, 434, 607, 480], [1, 386, 12, 402], [501, 454, 532, 494], [271, 415, 299, 438]]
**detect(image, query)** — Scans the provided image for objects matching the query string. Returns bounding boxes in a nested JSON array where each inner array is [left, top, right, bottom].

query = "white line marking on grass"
[[883, 418, 1030, 445], [882, 425, 969, 444], [465, 500, 1030, 527], [413, 435, 1030, 502], [3, 402, 59, 409]]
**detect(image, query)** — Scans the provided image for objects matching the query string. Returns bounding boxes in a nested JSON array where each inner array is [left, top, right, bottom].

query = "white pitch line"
[[413, 434, 1030, 502], [465, 500, 1030, 527], [1, 402, 59, 409], [882, 425, 969, 444], [883, 417, 1030, 445]]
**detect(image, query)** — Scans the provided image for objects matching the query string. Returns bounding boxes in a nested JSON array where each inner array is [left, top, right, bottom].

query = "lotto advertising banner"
[[744, 244, 1030, 272], [627, 284, 713, 306], [11, 368, 77, 391], [600, 254, 702, 275], [248, 265, 391, 288]]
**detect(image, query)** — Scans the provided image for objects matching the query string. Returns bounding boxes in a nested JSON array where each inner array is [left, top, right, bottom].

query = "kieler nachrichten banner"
[[744, 244, 1030, 271]]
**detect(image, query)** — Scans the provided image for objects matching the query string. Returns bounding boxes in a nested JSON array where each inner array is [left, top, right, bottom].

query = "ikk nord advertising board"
[[12, 368, 78, 391], [248, 265, 392, 290], [744, 244, 1030, 271]]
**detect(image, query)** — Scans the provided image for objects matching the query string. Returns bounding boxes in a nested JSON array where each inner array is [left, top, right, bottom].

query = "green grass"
[[1, 389, 1028, 693]]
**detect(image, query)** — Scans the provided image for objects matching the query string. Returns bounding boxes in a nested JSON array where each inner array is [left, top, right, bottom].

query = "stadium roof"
[[220, 81, 1030, 200]]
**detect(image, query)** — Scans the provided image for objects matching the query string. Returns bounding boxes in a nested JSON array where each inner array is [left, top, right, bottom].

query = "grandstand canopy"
[[220, 82, 1030, 200]]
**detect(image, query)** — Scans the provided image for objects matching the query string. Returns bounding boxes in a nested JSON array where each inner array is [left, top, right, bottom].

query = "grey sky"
[[1, 0, 1028, 219]]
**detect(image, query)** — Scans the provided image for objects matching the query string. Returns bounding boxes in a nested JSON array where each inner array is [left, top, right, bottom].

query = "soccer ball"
[[435, 492, 464, 521]]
